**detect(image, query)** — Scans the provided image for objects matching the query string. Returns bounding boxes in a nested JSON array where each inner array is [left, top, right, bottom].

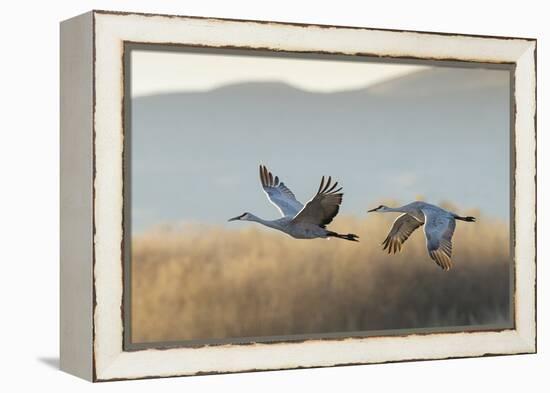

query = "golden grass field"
[[131, 206, 511, 343]]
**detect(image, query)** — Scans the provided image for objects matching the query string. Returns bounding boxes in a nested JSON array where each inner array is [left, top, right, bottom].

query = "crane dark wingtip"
[[317, 176, 326, 194], [259, 165, 266, 186], [323, 176, 332, 193]]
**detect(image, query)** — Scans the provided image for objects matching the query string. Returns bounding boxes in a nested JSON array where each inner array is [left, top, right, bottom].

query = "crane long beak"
[[228, 215, 241, 222], [367, 207, 378, 213]]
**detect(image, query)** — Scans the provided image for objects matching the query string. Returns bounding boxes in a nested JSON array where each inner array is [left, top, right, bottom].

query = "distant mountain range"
[[131, 67, 511, 233]]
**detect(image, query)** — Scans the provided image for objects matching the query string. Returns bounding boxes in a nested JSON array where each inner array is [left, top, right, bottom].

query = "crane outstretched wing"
[[292, 176, 343, 227], [382, 214, 424, 254], [423, 209, 456, 271], [259, 165, 303, 217]]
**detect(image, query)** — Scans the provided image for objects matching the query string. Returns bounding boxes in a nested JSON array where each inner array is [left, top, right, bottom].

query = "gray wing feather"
[[259, 165, 303, 217], [423, 209, 456, 271], [292, 176, 343, 226], [382, 214, 424, 254]]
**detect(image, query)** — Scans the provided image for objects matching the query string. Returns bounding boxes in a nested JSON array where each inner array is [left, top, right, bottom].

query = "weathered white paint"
[[89, 11, 536, 381], [60, 11, 94, 381]]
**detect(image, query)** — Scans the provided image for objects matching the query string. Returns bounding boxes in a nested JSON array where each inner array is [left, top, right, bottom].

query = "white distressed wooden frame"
[[60, 10, 536, 382]]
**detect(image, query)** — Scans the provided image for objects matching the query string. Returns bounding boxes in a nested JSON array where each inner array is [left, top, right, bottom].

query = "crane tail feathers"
[[454, 215, 476, 222]]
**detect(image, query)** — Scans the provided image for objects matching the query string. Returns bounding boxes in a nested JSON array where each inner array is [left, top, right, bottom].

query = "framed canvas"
[[60, 10, 537, 382]]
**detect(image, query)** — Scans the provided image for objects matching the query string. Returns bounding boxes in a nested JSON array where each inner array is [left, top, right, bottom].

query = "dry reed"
[[131, 208, 510, 343]]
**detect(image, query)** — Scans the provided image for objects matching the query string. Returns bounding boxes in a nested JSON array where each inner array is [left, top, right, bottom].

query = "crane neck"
[[382, 205, 425, 223], [246, 213, 283, 230], [384, 206, 410, 213]]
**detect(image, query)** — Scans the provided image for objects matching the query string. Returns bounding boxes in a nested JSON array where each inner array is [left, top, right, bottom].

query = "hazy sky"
[[131, 50, 428, 95], [130, 48, 510, 233]]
